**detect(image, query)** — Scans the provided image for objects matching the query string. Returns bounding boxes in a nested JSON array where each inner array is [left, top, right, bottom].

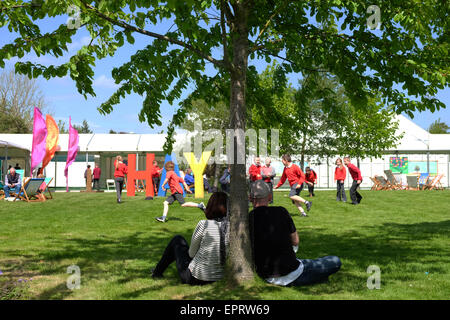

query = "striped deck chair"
[[40, 177, 54, 199], [406, 175, 419, 190], [369, 177, 380, 190], [0, 180, 4, 200], [427, 174, 444, 190], [375, 176, 390, 190], [418, 173, 429, 190], [14, 178, 45, 202], [384, 170, 402, 190]]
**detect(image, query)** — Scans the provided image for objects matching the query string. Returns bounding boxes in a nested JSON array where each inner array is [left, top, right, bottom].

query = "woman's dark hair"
[[205, 192, 228, 220], [282, 154, 291, 162]]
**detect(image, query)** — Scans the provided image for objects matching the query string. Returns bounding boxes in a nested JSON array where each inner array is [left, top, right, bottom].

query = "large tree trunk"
[[227, 3, 254, 284], [213, 163, 220, 189]]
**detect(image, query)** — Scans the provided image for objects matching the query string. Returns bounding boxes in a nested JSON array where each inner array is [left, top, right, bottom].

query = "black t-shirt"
[[249, 206, 300, 278]]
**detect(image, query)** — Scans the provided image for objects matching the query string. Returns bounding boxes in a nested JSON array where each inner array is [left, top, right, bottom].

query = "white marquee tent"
[[0, 114, 448, 189]]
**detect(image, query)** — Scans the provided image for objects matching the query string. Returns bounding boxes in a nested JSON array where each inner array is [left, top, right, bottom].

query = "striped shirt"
[[188, 219, 229, 282]]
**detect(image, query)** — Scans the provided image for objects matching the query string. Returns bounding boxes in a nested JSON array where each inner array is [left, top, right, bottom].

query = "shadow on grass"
[[2, 219, 449, 299]]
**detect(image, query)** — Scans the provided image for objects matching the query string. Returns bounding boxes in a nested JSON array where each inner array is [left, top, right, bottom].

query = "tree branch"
[[261, 49, 328, 73], [251, 1, 289, 52], [0, 4, 40, 12], [220, 0, 231, 70], [81, 2, 225, 68]]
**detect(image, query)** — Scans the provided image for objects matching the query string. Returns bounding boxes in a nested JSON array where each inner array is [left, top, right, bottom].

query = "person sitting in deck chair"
[[3, 168, 21, 199]]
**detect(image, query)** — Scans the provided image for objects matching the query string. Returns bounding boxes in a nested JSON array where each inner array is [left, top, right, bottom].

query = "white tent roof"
[[0, 115, 448, 153]]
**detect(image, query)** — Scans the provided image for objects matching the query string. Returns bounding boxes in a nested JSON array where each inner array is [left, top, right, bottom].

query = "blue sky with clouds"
[[1, 9, 448, 134]]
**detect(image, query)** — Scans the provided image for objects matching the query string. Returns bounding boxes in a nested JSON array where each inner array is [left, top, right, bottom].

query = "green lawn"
[[1, 189, 449, 300]]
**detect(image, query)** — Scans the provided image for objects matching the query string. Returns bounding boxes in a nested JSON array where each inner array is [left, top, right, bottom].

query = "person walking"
[[93, 164, 102, 191], [344, 157, 363, 205], [261, 158, 276, 204], [334, 158, 347, 202], [114, 156, 128, 203]]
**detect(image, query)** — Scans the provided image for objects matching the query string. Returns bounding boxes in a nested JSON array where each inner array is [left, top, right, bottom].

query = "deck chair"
[[370, 177, 381, 190], [40, 177, 54, 199], [384, 170, 402, 190], [427, 174, 444, 190], [14, 178, 45, 202], [418, 173, 430, 190], [0, 180, 5, 200], [375, 176, 390, 190], [406, 175, 419, 190]]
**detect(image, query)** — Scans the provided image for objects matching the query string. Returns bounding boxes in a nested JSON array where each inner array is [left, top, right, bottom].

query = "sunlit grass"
[[1, 189, 449, 300]]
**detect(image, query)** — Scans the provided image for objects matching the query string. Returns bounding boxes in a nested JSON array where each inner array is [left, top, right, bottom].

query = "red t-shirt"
[[152, 166, 161, 178], [166, 170, 184, 194], [346, 163, 362, 181], [276, 164, 305, 187], [93, 167, 101, 179], [334, 166, 346, 181], [305, 170, 317, 183], [249, 164, 263, 181], [114, 161, 128, 178]]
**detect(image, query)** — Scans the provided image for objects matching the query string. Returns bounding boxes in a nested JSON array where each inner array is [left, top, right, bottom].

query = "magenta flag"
[[64, 117, 79, 192], [31, 108, 48, 173]]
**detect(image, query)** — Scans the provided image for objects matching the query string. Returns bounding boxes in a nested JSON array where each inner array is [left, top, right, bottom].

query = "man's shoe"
[[151, 267, 163, 278], [156, 216, 166, 222], [301, 213, 308, 217], [117, 199, 122, 204], [305, 201, 312, 211], [198, 202, 206, 211]]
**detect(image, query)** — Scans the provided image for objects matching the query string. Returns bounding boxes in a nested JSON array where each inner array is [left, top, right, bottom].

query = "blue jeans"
[[3, 185, 21, 198], [289, 256, 341, 286]]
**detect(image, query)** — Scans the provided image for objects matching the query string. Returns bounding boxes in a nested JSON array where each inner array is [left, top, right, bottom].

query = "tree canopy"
[[428, 118, 449, 134], [1, 0, 448, 283]]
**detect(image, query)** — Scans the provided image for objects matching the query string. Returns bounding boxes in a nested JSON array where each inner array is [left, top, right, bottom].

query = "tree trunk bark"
[[226, 3, 254, 284], [300, 134, 307, 170], [213, 163, 220, 189]]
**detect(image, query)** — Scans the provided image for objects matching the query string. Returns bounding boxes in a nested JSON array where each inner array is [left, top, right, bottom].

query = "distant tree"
[[250, 66, 402, 169], [58, 119, 92, 133], [0, 68, 47, 133], [73, 120, 93, 133], [109, 129, 117, 134], [428, 118, 449, 134], [57, 119, 68, 134], [181, 98, 229, 187]]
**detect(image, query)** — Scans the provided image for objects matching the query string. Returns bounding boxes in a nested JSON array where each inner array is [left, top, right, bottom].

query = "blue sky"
[[0, 9, 448, 134]]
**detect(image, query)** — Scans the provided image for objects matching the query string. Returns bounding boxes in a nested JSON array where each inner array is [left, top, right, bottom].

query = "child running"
[[156, 161, 206, 223], [343, 156, 363, 205], [304, 166, 317, 197], [334, 158, 347, 202], [274, 154, 312, 217]]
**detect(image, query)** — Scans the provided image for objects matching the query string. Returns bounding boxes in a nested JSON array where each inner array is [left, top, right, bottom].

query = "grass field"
[[0, 189, 449, 300]]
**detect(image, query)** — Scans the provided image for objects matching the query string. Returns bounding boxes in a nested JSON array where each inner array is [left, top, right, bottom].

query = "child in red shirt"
[[156, 161, 205, 223], [343, 157, 363, 205], [114, 155, 128, 203], [304, 167, 317, 197], [249, 157, 263, 181], [334, 158, 347, 202], [151, 160, 162, 196], [274, 154, 312, 217]]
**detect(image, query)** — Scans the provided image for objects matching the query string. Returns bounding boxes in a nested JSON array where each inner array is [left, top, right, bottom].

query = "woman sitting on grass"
[[152, 192, 229, 285]]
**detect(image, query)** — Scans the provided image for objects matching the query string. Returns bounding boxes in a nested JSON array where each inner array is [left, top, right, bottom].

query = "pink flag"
[[64, 118, 79, 192], [31, 108, 48, 173]]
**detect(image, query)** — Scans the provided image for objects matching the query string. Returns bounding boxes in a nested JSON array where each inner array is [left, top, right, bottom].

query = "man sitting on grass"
[[3, 168, 21, 199], [249, 180, 341, 287]]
